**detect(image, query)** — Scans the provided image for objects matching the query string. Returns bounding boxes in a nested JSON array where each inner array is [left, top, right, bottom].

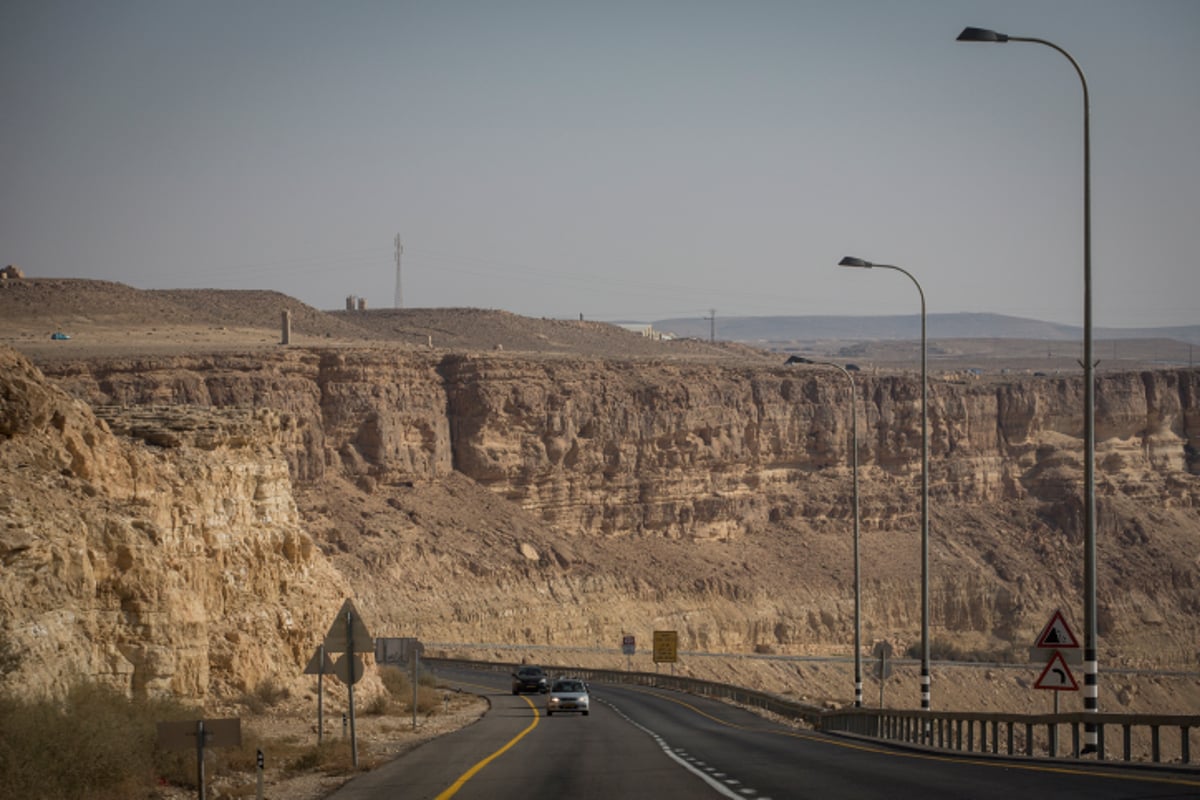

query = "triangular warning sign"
[[323, 598, 374, 654], [303, 646, 336, 675], [1035, 651, 1079, 691], [1034, 609, 1080, 649]]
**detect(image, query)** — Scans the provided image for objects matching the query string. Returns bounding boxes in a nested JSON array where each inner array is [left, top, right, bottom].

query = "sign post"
[[872, 642, 893, 709], [323, 599, 374, 767], [622, 634, 636, 671], [303, 644, 336, 744], [652, 630, 678, 675], [156, 718, 241, 800], [1030, 609, 1081, 746]]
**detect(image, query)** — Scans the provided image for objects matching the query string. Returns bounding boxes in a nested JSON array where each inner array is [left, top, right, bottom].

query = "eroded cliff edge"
[[4, 344, 1199, 704]]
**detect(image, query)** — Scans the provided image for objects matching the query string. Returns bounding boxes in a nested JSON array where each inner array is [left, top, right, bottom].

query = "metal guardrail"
[[821, 707, 1200, 765], [426, 656, 1200, 767]]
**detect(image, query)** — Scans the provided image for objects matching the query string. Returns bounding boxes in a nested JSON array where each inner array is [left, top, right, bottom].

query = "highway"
[[327, 666, 1200, 800]]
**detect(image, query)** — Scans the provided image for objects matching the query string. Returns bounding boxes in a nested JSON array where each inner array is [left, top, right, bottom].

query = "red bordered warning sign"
[[1035, 651, 1079, 691], [1034, 609, 1080, 649]]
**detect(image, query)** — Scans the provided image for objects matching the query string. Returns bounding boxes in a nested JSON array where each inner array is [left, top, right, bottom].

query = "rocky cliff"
[[4, 341, 1200, 706], [0, 347, 351, 700]]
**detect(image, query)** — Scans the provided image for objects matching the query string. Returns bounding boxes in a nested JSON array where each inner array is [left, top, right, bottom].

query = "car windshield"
[[554, 681, 583, 693]]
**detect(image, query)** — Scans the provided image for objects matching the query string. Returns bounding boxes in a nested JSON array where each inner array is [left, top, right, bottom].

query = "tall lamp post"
[[956, 26, 1098, 754], [791, 357, 862, 707], [838, 256, 929, 713]]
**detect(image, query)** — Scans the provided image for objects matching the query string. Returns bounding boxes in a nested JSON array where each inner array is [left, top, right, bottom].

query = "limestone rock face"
[[0, 348, 351, 701], [440, 357, 1200, 533], [7, 343, 1200, 704]]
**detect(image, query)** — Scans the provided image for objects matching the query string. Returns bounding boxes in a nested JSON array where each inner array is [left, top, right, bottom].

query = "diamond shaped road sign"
[[323, 598, 374, 654]]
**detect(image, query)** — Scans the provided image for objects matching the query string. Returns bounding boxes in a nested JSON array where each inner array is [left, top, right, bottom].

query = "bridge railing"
[[426, 657, 1200, 766], [821, 707, 1200, 764]]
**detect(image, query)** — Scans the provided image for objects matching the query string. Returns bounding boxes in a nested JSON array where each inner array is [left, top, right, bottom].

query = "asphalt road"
[[328, 667, 1200, 800]]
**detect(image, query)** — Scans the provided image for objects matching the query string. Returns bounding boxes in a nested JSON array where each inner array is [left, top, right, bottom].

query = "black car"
[[511, 666, 549, 694]]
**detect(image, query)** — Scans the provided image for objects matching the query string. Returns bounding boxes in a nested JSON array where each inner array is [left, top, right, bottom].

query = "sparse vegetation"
[[0, 631, 22, 679], [0, 674, 441, 799], [238, 675, 291, 714], [907, 638, 1023, 664], [0, 681, 195, 800], [376, 664, 446, 715]]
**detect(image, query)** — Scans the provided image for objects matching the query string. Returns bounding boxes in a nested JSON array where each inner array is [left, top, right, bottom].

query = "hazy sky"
[[2, 1, 1197, 327]]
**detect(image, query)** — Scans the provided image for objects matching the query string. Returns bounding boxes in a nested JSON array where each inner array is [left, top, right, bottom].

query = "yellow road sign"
[[653, 630, 678, 663]]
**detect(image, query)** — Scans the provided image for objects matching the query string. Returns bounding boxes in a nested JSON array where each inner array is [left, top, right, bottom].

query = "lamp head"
[[838, 256, 872, 268], [957, 26, 1008, 43]]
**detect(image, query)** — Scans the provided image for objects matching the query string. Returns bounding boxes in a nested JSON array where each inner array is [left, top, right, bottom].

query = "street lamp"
[[790, 357, 862, 707], [838, 256, 930, 713], [956, 26, 1098, 754]]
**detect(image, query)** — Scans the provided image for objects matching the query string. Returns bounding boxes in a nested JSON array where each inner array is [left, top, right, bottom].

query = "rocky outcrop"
[[7, 344, 1200, 704], [0, 347, 352, 701]]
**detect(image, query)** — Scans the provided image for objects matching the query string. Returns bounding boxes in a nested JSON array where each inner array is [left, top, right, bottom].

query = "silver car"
[[545, 678, 589, 716]]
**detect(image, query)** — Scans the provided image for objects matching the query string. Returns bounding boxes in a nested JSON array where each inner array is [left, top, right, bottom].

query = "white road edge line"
[[601, 699, 761, 800]]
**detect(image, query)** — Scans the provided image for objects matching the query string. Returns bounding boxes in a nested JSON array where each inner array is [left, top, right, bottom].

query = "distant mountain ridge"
[[649, 312, 1200, 345]]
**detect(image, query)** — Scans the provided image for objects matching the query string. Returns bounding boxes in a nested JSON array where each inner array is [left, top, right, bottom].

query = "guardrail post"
[[1048, 720, 1057, 758], [1123, 724, 1132, 762], [1007, 721, 1015, 755], [1071, 721, 1079, 758], [1182, 725, 1191, 765], [1151, 725, 1161, 763], [1096, 723, 1105, 761], [1025, 722, 1034, 757]]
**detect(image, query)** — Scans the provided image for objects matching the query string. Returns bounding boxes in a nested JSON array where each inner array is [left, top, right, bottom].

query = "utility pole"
[[394, 234, 403, 309]]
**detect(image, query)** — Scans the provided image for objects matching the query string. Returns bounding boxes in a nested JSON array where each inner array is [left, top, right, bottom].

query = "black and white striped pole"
[[957, 26, 1098, 755]]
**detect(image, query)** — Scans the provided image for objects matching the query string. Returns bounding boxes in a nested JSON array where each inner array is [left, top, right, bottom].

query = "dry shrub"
[[376, 665, 446, 714], [0, 681, 195, 800], [908, 638, 1023, 664], [238, 675, 291, 714]]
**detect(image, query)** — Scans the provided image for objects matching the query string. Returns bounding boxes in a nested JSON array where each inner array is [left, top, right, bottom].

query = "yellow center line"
[[619, 686, 1200, 789], [434, 691, 540, 800]]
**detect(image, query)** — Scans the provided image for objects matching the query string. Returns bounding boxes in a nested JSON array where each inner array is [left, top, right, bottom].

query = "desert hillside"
[[2, 278, 1199, 717]]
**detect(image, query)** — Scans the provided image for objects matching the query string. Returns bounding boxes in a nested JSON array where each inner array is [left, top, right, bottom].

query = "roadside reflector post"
[[255, 749, 264, 800], [196, 720, 206, 800], [412, 649, 420, 731], [319, 644, 324, 744]]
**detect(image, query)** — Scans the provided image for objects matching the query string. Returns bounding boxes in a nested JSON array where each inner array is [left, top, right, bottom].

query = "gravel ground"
[[157, 692, 489, 800]]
